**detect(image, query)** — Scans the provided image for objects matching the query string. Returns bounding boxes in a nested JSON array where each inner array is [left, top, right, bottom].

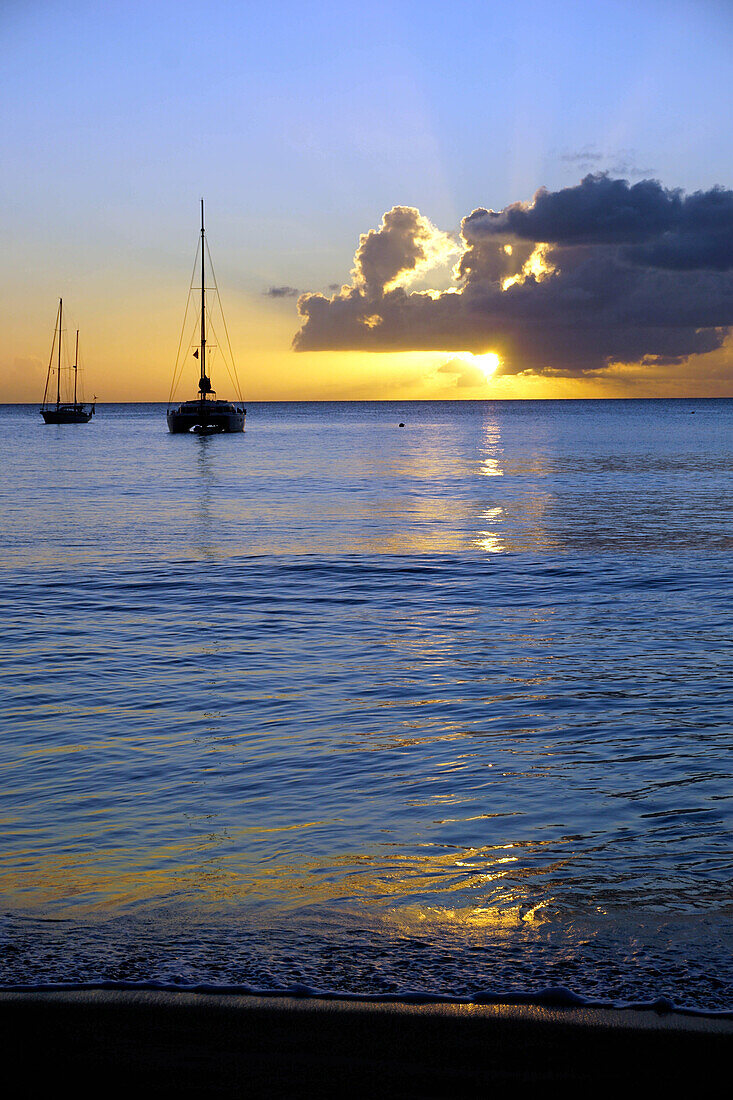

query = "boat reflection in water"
[[167, 200, 245, 434]]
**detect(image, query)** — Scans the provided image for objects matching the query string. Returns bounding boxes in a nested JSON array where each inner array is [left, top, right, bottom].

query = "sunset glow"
[[1, 3, 731, 401], [3, 3, 733, 1056], [455, 351, 502, 380], [501, 242, 557, 291]]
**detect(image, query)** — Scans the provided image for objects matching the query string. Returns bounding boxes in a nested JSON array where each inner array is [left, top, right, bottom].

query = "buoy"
[[399, 422, 404, 427]]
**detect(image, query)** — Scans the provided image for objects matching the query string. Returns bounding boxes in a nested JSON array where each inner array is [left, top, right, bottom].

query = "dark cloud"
[[627, 186, 733, 270], [295, 177, 733, 376], [607, 156, 656, 180], [561, 149, 604, 165], [265, 285, 300, 298], [559, 148, 654, 179], [465, 174, 733, 266], [464, 175, 679, 246]]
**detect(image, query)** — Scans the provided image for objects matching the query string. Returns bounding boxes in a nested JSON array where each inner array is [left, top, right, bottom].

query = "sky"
[[2, 0, 732, 401]]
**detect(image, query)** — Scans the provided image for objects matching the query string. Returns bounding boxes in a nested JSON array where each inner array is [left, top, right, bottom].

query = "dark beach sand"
[[2, 991, 730, 1097]]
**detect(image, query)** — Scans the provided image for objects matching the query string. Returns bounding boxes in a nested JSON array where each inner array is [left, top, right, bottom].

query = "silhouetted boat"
[[40, 299, 96, 424], [167, 201, 245, 434]]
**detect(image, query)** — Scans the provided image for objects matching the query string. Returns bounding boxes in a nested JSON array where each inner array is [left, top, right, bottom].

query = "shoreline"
[[2, 990, 731, 1095]]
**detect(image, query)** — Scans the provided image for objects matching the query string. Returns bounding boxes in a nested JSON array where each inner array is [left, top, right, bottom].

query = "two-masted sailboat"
[[40, 298, 96, 424], [167, 201, 245, 434]]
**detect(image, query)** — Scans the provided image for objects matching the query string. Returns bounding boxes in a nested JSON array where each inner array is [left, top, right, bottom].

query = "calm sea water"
[[1, 399, 732, 1010]]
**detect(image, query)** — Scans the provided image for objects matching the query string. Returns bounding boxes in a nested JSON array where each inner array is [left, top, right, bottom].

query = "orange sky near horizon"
[[3, 5, 733, 406], [5, 291, 731, 405]]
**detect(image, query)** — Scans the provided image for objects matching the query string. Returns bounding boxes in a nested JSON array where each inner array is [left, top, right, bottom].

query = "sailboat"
[[167, 201, 246, 434], [40, 299, 96, 424]]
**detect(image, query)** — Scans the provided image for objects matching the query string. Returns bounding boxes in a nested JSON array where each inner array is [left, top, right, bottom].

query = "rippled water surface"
[[1, 400, 732, 1008]]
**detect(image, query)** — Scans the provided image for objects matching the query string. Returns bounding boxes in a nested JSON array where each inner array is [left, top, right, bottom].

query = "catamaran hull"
[[41, 406, 94, 424], [167, 401, 245, 434]]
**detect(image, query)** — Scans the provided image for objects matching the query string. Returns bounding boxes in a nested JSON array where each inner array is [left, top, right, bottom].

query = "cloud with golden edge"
[[350, 205, 460, 298], [294, 176, 733, 378]]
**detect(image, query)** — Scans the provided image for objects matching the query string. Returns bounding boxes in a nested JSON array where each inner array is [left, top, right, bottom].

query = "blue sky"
[[2, 0, 732, 399]]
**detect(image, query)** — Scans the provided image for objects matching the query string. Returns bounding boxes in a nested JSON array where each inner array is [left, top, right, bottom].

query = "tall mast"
[[200, 198, 206, 397], [73, 329, 79, 404], [56, 298, 62, 408], [42, 299, 61, 409]]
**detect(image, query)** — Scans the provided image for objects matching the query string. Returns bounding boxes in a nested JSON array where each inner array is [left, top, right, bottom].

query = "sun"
[[455, 351, 501, 380], [478, 352, 501, 379]]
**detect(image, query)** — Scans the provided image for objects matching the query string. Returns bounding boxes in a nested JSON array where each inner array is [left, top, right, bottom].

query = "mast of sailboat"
[[200, 198, 207, 398], [56, 298, 62, 409], [73, 329, 79, 405], [42, 299, 61, 410]]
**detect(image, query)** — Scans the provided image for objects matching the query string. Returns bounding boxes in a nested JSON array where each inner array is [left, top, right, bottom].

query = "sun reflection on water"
[[384, 898, 555, 938], [478, 416, 504, 478], [476, 506, 505, 553]]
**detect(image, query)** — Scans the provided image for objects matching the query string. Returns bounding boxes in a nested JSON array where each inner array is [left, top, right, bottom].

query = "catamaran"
[[40, 299, 96, 424], [167, 201, 245, 434]]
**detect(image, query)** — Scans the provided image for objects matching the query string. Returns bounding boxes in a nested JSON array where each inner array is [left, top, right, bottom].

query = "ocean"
[[1, 399, 732, 1012]]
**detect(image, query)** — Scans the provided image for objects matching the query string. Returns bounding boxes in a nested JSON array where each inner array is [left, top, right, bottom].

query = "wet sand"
[[1, 990, 730, 1096]]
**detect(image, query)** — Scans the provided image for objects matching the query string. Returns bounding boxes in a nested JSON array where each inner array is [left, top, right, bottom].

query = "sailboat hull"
[[41, 405, 94, 424], [167, 400, 245, 434]]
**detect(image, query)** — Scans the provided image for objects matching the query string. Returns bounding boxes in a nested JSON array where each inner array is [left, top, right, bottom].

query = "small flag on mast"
[[193, 349, 199, 358]]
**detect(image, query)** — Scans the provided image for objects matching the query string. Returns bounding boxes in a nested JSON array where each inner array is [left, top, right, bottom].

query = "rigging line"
[[170, 312, 199, 402], [169, 301, 193, 402], [41, 303, 60, 408], [197, 293, 224, 383], [61, 311, 80, 400], [61, 307, 83, 402], [168, 246, 201, 405], [205, 237, 243, 403], [59, 313, 72, 406], [205, 317, 239, 396], [75, 331, 87, 402], [214, 294, 243, 401], [171, 311, 201, 400]]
